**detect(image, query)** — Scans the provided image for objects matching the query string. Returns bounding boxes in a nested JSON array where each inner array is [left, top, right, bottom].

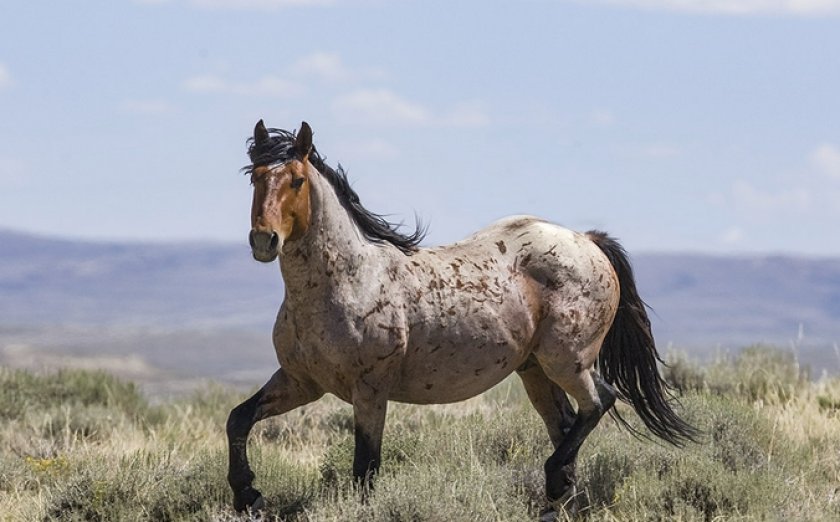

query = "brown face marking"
[[250, 160, 312, 244]]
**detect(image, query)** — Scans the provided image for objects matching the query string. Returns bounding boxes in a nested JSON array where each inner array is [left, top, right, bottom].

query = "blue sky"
[[1, 0, 839, 255]]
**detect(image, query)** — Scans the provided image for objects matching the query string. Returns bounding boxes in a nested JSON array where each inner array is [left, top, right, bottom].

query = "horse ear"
[[295, 121, 313, 160], [254, 119, 269, 146]]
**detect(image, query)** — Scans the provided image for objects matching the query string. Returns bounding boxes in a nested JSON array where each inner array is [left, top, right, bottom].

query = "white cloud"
[[0, 63, 11, 89], [136, 0, 338, 7], [290, 52, 389, 84], [188, 0, 335, 8], [589, 108, 615, 128], [333, 89, 431, 126], [616, 141, 684, 160], [291, 52, 352, 82], [182, 74, 301, 97], [810, 143, 840, 179], [720, 226, 745, 245], [335, 138, 400, 160], [633, 143, 684, 159], [444, 101, 491, 128], [183, 74, 232, 93], [589, 0, 840, 15], [731, 179, 811, 213], [0, 156, 28, 188], [119, 99, 174, 115], [333, 89, 490, 128]]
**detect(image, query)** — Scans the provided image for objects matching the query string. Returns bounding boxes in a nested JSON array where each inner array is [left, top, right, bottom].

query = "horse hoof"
[[233, 486, 264, 513], [250, 494, 266, 512], [542, 485, 579, 520]]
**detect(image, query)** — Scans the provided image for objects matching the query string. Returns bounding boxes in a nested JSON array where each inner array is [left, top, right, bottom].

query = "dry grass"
[[1, 346, 839, 521]]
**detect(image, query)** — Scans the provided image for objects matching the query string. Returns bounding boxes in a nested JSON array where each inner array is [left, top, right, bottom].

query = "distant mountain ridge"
[[0, 228, 282, 329], [635, 254, 840, 347], [2, 229, 839, 383]]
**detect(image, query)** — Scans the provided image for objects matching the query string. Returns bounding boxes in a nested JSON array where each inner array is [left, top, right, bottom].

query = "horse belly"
[[391, 311, 534, 404]]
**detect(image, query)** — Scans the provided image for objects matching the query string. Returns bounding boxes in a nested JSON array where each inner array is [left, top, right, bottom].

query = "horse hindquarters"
[[514, 230, 623, 513]]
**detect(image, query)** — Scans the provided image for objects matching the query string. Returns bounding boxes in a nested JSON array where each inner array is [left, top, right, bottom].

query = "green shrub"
[[42, 449, 271, 522], [665, 345, 809, 403], [578, 392, 829, 521], [0, 368, 151, 421], [1, 356, 838, 521]]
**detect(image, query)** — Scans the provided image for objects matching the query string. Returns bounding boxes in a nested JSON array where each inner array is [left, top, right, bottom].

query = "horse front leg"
[[227, 368, 322, 512], [351, 381, 390, 492]]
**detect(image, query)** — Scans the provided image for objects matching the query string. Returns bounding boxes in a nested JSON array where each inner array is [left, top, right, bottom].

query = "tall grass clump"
[[665, 345, 810, 403], [1, 345, 839, 521], [0, 368, 150, 421]]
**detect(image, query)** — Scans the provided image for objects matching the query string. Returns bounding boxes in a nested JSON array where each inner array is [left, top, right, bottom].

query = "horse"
[[226, 120, 697, 518]]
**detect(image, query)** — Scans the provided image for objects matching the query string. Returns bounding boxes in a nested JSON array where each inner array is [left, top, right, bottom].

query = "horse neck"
[[278, 168, 384, 301]]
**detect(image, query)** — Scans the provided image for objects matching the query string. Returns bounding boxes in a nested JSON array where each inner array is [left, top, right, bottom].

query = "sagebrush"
[[1, 346, 838, 521]]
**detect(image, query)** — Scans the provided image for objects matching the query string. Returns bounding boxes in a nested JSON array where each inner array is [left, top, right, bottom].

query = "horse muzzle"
[[249, 229, 280, 262]]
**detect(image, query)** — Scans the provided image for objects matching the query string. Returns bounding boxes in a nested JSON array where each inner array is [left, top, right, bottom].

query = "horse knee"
[[227, 390, 263, 437], [226, 405, 246, 437]]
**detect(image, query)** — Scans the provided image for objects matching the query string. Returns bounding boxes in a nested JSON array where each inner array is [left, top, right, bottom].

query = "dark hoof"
[[541, 485, 579, 521], [233, 486, 264, 513], [251, 494, 266, 512]]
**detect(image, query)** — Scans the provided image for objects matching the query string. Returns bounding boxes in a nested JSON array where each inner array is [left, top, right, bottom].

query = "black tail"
[[587, 231, 699, 446]]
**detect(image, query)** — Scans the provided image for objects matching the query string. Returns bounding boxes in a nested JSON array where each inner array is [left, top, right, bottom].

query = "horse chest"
[[273, 297, 406, 399]]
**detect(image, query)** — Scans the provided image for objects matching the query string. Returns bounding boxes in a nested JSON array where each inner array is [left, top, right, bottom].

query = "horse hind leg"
[[517, 357, 581, 518], [516, 356, 576, 449], [536, 356, 617, 516]]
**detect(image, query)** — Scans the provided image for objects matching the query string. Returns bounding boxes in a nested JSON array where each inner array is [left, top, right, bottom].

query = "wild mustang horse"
[[227, 120, 697, 519]]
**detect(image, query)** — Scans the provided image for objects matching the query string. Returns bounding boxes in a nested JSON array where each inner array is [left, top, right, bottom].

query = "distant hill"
[[2, 229, 839, 389], [635, 254, 840, 345], [0, 229, 281, 329], [633, 254, 840, 374]]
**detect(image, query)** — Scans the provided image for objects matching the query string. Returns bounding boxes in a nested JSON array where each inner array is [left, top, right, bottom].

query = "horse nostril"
[[248, 230, 257, 249], [269, 232, 279, 250]]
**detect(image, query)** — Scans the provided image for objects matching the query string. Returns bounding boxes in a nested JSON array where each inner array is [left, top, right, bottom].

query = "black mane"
[[243, 127, 426, 254]]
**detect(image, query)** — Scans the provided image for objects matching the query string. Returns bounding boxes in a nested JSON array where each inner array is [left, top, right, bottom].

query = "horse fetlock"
[[353, 466, 378, 492], [232, 486, 264, 513], [545, 461, 577, 503], [541, 485, 581, 521]]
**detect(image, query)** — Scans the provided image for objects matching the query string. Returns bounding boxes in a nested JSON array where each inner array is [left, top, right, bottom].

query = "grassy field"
[[1, 346, 839, 521]]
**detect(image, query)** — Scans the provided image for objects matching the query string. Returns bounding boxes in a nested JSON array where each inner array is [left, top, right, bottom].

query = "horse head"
[[247, 120, 314, 262]]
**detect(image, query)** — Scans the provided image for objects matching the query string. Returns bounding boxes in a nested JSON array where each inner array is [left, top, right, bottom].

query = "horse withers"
[[227, 120, 697, 518]]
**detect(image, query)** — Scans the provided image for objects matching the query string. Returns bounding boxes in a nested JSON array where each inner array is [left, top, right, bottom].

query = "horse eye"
[[290, 177, 305, 189]]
